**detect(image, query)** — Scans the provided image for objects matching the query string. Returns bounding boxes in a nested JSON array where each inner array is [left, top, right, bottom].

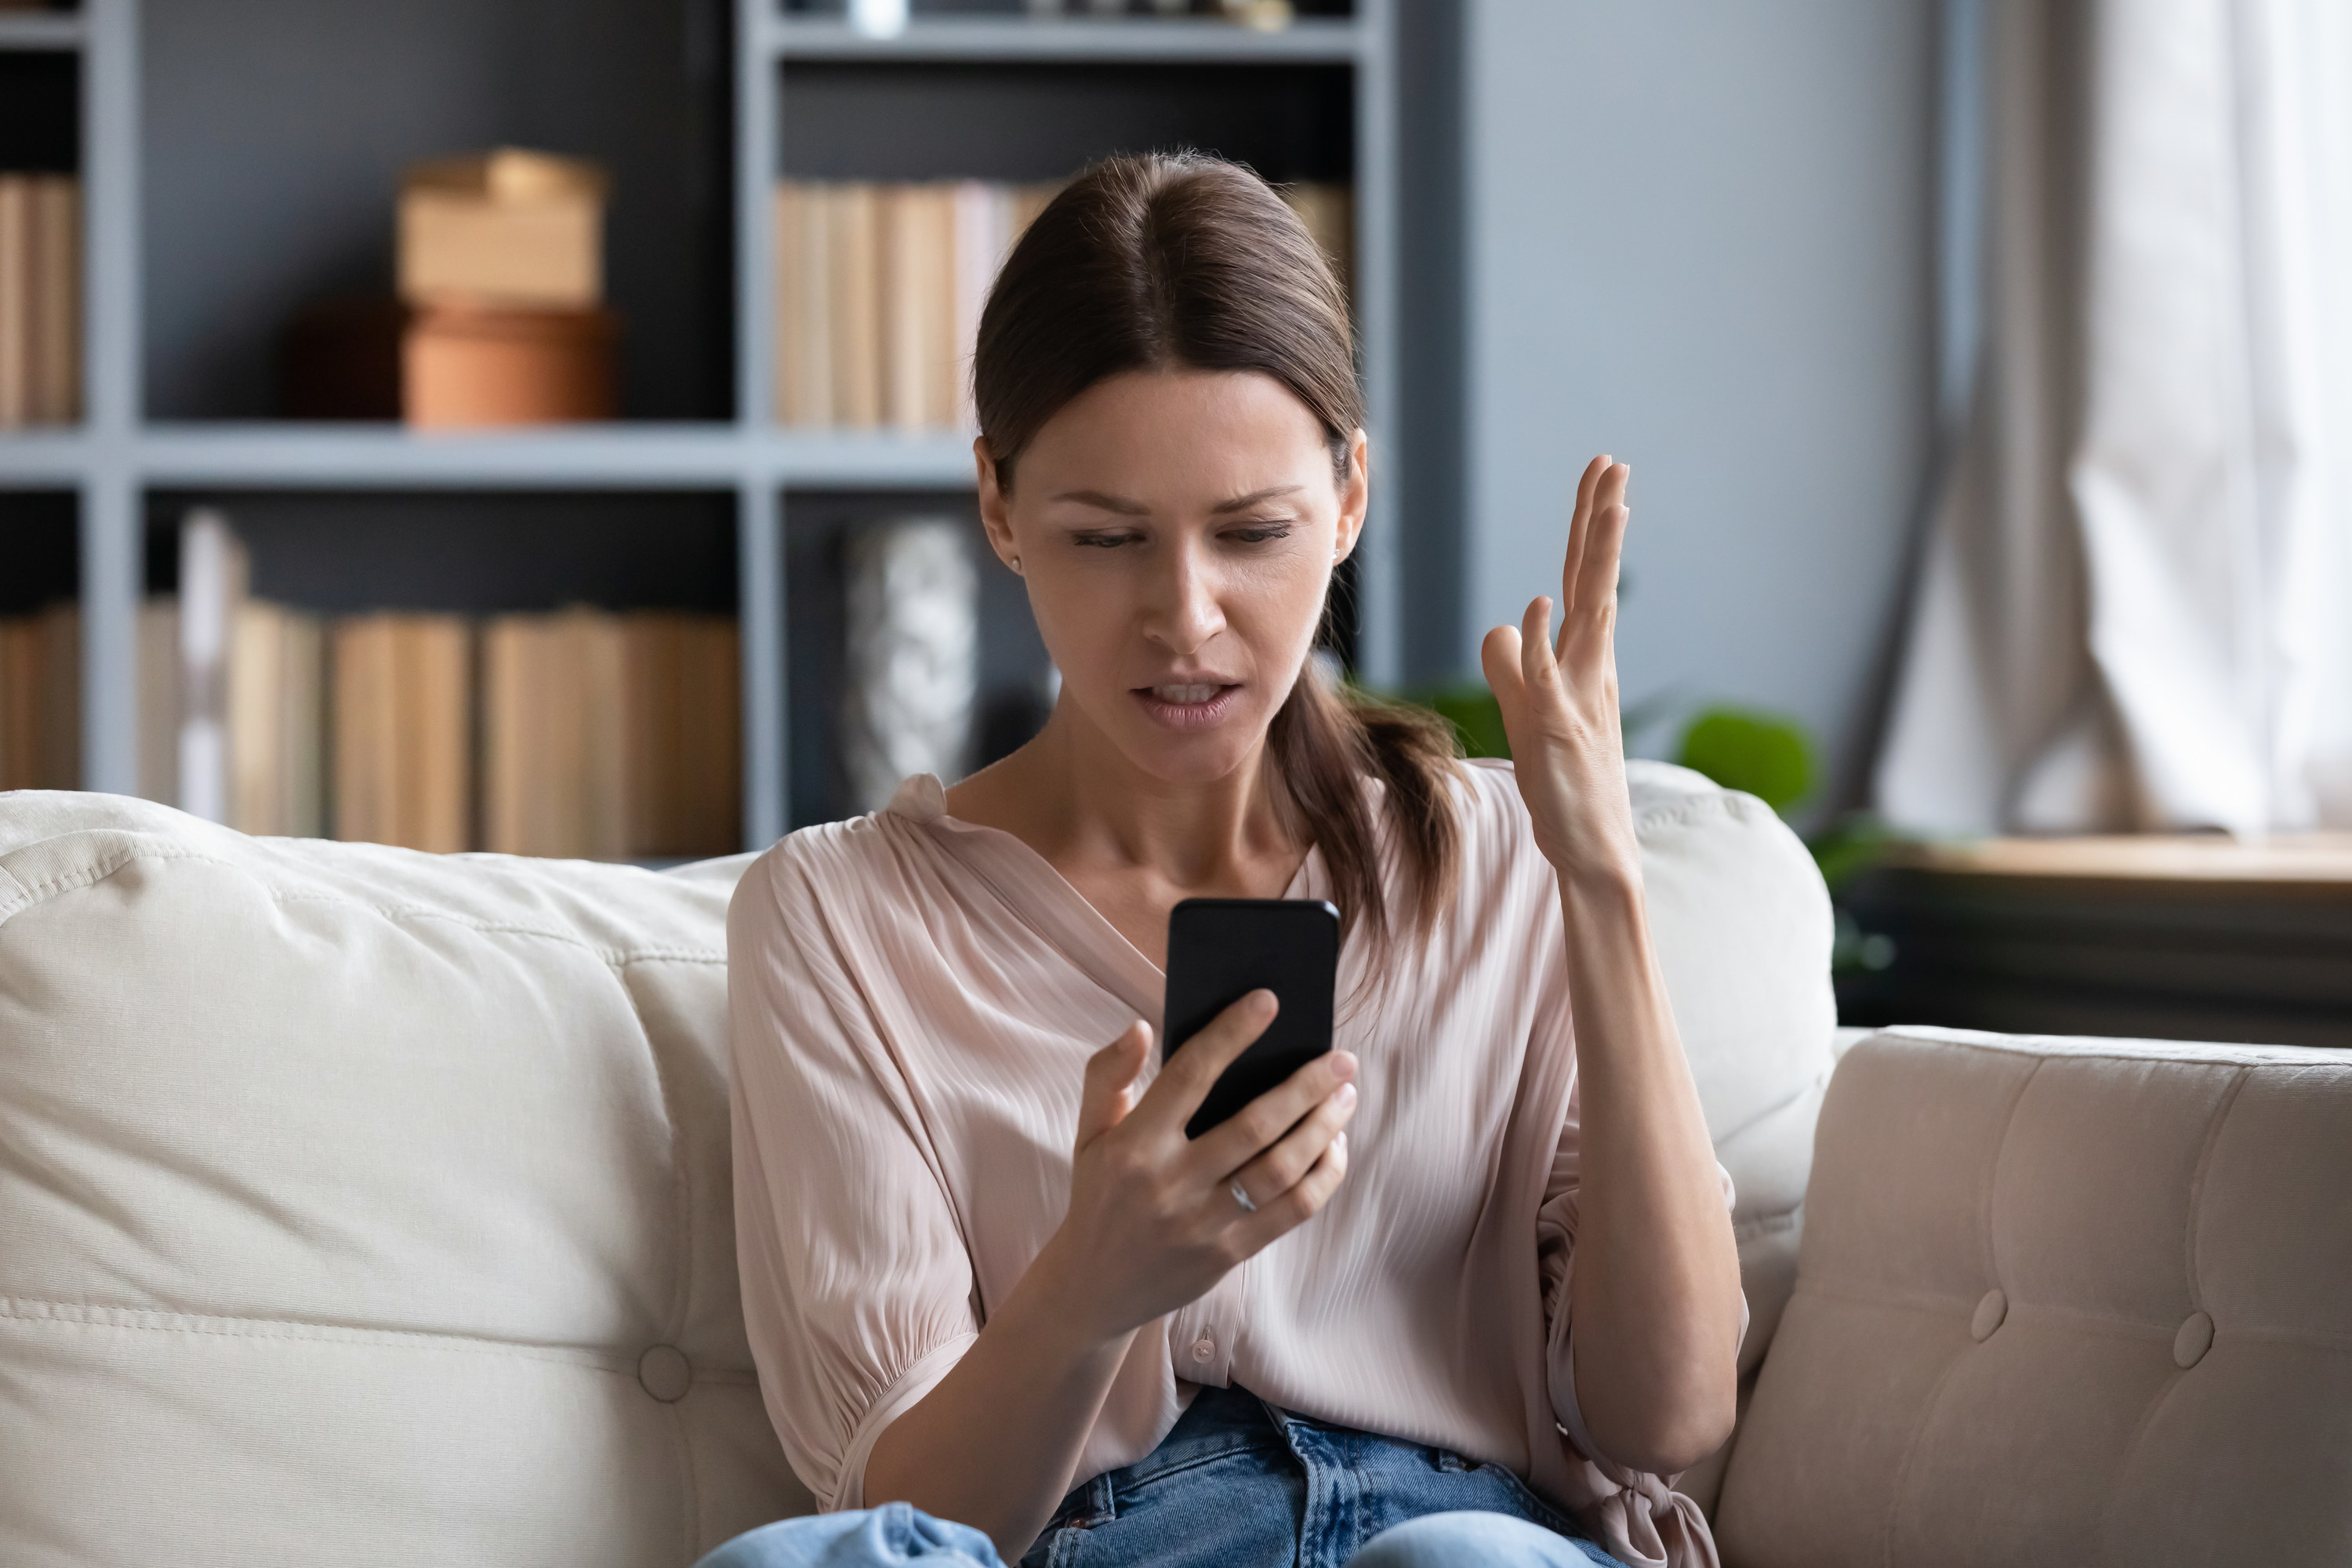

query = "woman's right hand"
[[1040, 991, 1357, 1342]]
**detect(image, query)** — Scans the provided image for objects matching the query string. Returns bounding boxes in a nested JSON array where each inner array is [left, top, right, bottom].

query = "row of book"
[[0, 174, 81, 427], [134, 602, 743, 858], [771, 178, 1352, 432], [130, 517, 744, 858], [0, 601, 78, 791]]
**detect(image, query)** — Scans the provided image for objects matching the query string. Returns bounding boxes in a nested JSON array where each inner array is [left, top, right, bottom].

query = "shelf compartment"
[[137, 488, 742, 856], [783, 487, 1046, 827], [0, 47, 83, 432], [143, 0, 735, 423]]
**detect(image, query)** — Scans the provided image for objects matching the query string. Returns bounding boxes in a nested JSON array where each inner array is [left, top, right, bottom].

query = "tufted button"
[[1190, 1336, 1215, 1363], [1970, 1288, 2008, 1342], [637, 1344, 692, 1403], [2173, 1311, 2215, 1370]]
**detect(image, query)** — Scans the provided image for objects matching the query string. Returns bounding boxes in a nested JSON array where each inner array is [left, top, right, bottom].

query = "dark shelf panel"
[[779, 59, 1353, 183], [0, 489, 78, 614], [141, 488, 739, 615], [0, 48, 78, 171]]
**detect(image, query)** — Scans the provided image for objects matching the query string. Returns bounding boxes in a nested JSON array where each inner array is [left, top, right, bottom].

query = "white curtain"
[[1876, 0, 2352, 835]]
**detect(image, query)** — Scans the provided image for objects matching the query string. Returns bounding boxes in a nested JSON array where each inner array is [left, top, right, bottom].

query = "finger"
[[1520, 595, 1559, 690], [1137, 990, 1279, 1133], [1188, 1048, 1358, 1178], [1559, 455, 1610, 614], [1075, 1022, 1152, 1150], [1226, 1078, 1357, 1210], [1481, 622, 1534, 742], [1226, 1125, 1351, 1255], [1571, 465, 1632, 625], [1568, 503, 1632, 659], [1481, 622, 1525, 701]]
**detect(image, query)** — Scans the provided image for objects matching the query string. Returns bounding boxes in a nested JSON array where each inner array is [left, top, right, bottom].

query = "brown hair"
[[974, 151, 1461, 953]]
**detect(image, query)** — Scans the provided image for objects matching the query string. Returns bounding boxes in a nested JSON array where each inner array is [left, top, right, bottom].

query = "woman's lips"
[[1132, 681, 1245, 731]]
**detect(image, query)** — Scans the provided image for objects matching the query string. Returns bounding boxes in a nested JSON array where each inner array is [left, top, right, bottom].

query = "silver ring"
[[1229, 1180, 1257, 1214]]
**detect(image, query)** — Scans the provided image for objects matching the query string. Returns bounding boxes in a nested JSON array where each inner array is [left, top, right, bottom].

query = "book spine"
[[37, 601, 78, 789], [401, 615, 472, 854], [950, 182, 989, 433], [331, 616, 396, 846], [281, 610, 326, 838], [0, 617, 34, 789], [880, 185, 926, 433], [30, 176, 78, 423], [138, 600, 181, 804], [177, 510, 251, 823], [829, 183, 883, 430], [479, 615, 535, 855], [682, 615, 742, 854], [922, 184, 960, 430], [229, 601, 283, 833], [0, 176, 28, 430]]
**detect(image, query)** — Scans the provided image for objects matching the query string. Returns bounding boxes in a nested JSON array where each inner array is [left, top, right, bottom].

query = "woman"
[[713, 152, 1744, 1568]]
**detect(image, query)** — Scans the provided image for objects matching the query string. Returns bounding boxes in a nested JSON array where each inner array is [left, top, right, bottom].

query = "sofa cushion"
[[1714, 1025, 2352, 1567], [1624, 762, 1838, 1515], [0, 792, 810, 1568], [1626, 762, 1837, 1339]]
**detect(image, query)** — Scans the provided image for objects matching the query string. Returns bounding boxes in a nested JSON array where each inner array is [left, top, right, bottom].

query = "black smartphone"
[[1162, 897, 1341, 1140]]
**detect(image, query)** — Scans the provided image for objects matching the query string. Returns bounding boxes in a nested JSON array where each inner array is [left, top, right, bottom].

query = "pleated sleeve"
[[726, 841, 982, 1513]]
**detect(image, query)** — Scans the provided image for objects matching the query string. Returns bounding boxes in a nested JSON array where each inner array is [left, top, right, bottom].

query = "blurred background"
[[1, 0, 2346, 1043]]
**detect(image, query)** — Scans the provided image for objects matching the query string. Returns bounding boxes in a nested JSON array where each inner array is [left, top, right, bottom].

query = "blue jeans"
[[699, 1384, 1626, 1568]]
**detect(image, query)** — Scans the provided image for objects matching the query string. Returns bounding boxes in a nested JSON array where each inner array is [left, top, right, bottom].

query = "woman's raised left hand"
[[1480, 455, 1641, 879]]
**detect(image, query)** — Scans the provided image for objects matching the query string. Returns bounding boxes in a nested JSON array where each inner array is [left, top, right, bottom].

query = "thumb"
[[1076, 1021, 1152, 1152], [1481, 623, 1534, 739]]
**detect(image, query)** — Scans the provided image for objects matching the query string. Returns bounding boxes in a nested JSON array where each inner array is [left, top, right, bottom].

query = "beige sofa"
[[0, 770, 2343, 1567]]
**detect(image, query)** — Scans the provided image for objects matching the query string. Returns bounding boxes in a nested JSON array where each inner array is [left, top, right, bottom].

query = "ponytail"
[[1268, 658, 1462, 955]]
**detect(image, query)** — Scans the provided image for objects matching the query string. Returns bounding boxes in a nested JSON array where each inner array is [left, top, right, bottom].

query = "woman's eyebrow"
[[1210, 485, 1304, 514], [1051, 489, 1150, 516]]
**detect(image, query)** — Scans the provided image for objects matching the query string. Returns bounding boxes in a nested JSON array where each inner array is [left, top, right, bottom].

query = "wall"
[[1455, 0, 1938, 811]]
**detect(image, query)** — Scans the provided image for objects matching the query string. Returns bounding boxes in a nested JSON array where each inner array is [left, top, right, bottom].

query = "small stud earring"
[[1010, 556, 1022, 574]]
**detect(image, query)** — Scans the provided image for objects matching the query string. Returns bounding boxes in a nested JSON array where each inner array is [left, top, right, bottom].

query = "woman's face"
[[979, 368, 1368, 786]]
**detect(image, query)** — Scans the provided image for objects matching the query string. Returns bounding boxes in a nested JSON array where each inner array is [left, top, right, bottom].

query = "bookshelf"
[[0, 0, 1401, 847]]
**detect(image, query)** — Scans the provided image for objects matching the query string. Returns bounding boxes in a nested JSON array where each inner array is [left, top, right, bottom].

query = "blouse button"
[[1190, 1336, 1215, 1363]]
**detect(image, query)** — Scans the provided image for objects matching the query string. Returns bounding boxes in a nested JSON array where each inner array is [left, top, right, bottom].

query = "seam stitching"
[[0, 841, 724, 966], [2180, 1066, 2251, 1317], [0, 1296, 761, 1375]]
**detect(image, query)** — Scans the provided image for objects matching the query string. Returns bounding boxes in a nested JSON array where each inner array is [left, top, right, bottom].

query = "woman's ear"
[[975, 437, 1023, 575], [1332, 428, 1370, 565]]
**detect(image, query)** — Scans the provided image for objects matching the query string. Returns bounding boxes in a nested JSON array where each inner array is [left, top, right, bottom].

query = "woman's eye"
[[1069, 531, 1140, 549], [1227, 522, 1295, 545]]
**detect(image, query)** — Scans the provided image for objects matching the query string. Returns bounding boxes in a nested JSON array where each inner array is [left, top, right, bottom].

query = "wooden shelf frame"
[[1, 0, 1402, 848], [768, 14, 1367, 64], [0, 11, 85, 50]]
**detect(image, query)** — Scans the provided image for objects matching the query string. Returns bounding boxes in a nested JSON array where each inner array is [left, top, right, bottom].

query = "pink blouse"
[[727, 760, 1731, 1568]]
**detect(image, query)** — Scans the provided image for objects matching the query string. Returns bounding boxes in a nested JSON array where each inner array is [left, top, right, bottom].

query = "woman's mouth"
[[1133, 682, 1245, 730]]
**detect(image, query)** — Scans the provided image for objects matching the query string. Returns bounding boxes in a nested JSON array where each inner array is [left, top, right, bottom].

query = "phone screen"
[[1162, 898, 1340, 1139]]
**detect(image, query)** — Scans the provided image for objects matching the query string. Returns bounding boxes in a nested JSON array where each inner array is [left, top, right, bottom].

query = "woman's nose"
[[1143, 545, 1227, 657]]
